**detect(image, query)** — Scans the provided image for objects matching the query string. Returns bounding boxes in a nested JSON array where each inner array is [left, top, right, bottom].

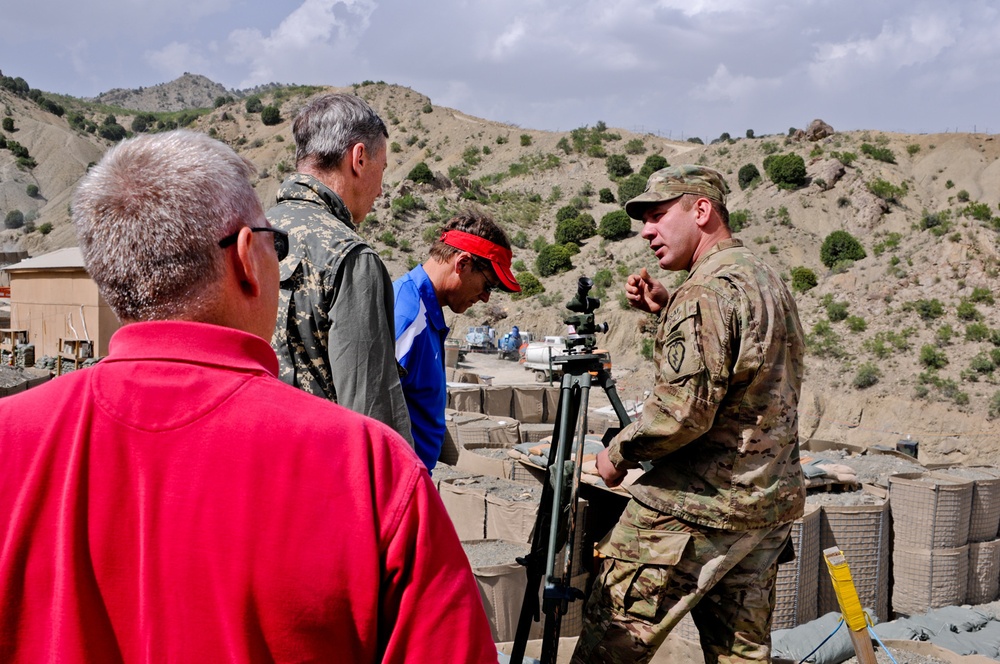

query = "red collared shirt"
[[0, 320, 495, 663]]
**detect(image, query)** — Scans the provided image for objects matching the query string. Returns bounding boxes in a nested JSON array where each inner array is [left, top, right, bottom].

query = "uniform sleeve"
[[608, 286, 736, 467], [379, 469, 497, 663], [329, 249, 414, 446]]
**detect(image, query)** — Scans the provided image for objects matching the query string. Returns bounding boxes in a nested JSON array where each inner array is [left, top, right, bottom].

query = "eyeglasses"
[[474, 263, 501, 294], [218, 227, 289, 262]]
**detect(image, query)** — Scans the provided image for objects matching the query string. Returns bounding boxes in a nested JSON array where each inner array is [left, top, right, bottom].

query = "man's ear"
[[349, 142, 366, 177], [693, 197, 715, 229], [454, 251, 474, 275], [233, 227, 263, 297]]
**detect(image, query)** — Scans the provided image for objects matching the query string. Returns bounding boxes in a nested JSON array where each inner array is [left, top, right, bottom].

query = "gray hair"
[[293, 93, 388, 171], [72, 129, 261, 321]]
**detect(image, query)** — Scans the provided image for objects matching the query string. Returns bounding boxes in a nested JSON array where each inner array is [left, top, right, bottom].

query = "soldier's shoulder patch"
[[665, 337, 685, 373]]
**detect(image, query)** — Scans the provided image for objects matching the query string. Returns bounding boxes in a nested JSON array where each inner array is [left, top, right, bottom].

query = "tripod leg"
[[509, 371, 580, 664]]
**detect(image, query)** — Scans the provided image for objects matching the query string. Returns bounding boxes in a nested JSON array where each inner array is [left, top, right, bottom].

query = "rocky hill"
[[2, 74, 1000, 466], [89, 73, 235, 112]]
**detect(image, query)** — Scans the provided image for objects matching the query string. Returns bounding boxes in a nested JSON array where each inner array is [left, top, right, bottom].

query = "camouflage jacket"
[[609, 238, 805, 530], [268, 173, 413, 445]]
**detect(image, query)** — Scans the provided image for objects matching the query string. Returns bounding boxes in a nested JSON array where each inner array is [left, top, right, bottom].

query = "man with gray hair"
[[269, 92, 412, 444], [0, 130, 495, 662]]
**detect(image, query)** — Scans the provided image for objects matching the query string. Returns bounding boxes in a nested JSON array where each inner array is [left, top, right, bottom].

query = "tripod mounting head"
[[563, 276, 609, 354]]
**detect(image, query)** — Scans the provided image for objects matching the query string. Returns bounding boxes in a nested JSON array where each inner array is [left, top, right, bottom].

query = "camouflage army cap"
[[624, 164, 729, 220]]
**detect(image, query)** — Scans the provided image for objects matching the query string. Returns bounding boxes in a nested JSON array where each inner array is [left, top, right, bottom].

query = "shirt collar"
[[104, 320, 280, 377]]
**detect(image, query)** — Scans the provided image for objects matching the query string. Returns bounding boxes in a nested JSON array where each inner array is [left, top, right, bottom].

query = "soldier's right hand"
[[625, 268, 669, 314]]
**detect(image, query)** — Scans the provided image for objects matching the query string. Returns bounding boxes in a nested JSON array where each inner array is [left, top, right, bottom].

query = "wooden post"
[[822, 546, 878, 664]]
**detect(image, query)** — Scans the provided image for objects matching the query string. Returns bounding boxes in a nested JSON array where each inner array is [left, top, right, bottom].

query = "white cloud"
[[808, 11, 959, 86], [145, 42, 211, 78], [487, 20, 527, 61], [692, 63, 781, 103]]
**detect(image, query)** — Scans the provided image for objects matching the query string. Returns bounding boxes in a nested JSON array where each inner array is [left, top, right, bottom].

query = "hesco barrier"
[[773, 504, 821, 630], [889, 472, 973, 549], [967, 539, 1000, 605], [892, 544, 970, 616], [817, 497, 891, 621], [934, 466, 1000, 543], [463, 539, 529, 642]]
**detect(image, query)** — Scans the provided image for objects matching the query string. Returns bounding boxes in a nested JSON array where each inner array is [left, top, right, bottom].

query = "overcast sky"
[[3, 0, 999, 140]]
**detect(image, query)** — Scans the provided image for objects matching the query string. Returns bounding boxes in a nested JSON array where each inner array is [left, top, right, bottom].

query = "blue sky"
[[3, 0, 999, 140]]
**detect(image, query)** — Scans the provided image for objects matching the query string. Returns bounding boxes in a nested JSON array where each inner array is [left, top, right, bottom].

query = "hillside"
[[2, 74, 1000, 465]]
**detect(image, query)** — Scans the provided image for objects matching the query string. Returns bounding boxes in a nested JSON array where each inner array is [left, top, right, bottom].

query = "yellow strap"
[[822, 547, 867, 632]]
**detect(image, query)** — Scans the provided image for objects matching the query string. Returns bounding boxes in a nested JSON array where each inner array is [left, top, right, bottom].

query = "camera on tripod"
[[563, 276, 609, 355]]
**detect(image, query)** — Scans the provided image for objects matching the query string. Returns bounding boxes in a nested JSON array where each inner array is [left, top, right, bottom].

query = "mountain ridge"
[[2, 72, 1000, 464]]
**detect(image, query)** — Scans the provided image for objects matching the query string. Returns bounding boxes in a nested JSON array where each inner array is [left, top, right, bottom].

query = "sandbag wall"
[[437, 380, 594, 641]]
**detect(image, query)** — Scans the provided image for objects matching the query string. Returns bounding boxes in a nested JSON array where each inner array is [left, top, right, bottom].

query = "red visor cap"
[[440, 230, 521, 293]]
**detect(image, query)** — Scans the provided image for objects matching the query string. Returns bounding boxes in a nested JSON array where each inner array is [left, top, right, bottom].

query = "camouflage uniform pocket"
[[595, 525, 691, 622], [658, 299, 704, 383]]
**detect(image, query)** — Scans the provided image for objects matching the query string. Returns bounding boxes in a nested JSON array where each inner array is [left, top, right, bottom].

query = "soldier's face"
[[640, 198, 698, 271]]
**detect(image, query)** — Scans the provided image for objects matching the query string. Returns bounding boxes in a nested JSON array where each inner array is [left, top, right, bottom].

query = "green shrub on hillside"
[[599, 210, 632, 241], [738, 163, 760, 190], [98, 121, 127, 142], [406, 162, 434, 185], [764, 153, 806, 189], [617, 173, 647, 204], [1, 117, 13, 132], [598, 188, 615, 204], [536, 244, 573, 276], [920, 344, 949, 370], [520, 134, 532, 146], [245, 96, 263, 113], [511, 272, 544, 299], [962, 202, 992, 221], [853, 363, 881, 389], [868, 178, 907, 204], [4, 210, 25, 229], [820, 230, 866, 268], [555, 214, 596, 245], [624, 138, 646, 155], [729, 209, 750, 232], [261, 106, 282, 125], [957, 300, 983, 321], [790, 266, 817, 293], [26, 184, 38, 197], [555, 205, 579, 223], [860, 143, 896, 163], [639, 155, 669, 178], [970, 287, 995, 305], [605, 154, 632, 179]]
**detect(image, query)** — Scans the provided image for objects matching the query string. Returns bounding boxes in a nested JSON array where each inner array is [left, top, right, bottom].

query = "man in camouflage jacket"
[[572, 165, 805, 663], [268, 93, 412, 445]]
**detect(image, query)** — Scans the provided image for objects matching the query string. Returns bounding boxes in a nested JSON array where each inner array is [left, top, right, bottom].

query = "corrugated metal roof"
[[2, 247, 85, 272]]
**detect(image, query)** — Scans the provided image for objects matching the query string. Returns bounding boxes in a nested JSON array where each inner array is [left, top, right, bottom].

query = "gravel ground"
[[463, 539, 530, 568], [441, 472, 541, 502], [935, 466, 1000, 481], [0, 364, 30, 388], [806, 489, 886, 506], [841, 649, 949, 664], [804, 447, 926, 485]]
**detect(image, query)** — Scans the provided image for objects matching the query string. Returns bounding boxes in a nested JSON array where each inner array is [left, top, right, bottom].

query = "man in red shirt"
[[0, 130, 497, 663]]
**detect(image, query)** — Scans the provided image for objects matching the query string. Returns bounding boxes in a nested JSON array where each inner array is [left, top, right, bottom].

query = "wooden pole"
[[822, 546, 878, 664]]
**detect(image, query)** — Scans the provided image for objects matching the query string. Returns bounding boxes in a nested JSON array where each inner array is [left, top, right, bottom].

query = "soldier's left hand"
[[596, 448, 627, 488]]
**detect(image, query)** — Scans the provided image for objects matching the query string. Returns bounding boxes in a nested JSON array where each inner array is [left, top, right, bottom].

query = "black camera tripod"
[[507, 279, 635, 664]]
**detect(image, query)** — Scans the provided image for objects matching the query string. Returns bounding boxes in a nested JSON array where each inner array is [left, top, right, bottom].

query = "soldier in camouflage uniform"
[[571, 165, 805, 664], [268, 93, 412, 445]]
